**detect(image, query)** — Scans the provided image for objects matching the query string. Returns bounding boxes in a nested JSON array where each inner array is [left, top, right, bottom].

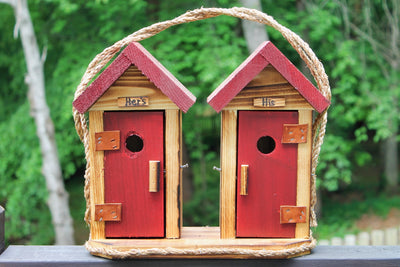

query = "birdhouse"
[[73, 40, 329, 259], [73, 42, 196, 241], [207, 41, 330, 241]]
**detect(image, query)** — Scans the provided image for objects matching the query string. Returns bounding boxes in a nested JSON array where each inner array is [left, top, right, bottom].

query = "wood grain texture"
[[253, 97, 285, 108], [236, 111, 298, 238], [149, 161, 160, 193], [207, 41, 330, 113], [223, 80, 313, 111], [95, 204, 122, 222], [74, 42, 196, 114], [73, 54, 131, 113], [207, 51, 269, 113], [246, 65, 288, 87], [165, 109, 182, 239], [88, 111, 105, 239], [220, 110, 237, 239], [91, 227, 310, 249], [295, 110, 312, 239], [259, 42, 330, 113], [123, 42, 196, 113], [240, 165, 248, 196], [117, 96, 149, 107], [95, 131, 120, 151], [103, 111, 164, 238], [90, 66, 180, 111], [86, 227, 312, 259]]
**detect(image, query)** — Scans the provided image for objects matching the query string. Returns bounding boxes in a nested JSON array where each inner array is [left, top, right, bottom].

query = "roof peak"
[[73, 42, 196, 113], [207, 41, 330, 113]]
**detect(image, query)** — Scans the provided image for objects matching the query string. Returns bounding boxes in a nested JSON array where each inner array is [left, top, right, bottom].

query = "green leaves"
[[0, 0, 398, 242]]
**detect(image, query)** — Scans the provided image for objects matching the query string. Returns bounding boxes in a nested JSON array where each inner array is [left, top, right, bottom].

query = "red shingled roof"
[[207, 41, 330, 113], [73, 42, 196, 113]]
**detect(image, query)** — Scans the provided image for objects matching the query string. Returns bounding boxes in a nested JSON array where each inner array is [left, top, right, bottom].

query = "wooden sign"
[[253, 97, 285, 108], [118, 96, 149, 107]]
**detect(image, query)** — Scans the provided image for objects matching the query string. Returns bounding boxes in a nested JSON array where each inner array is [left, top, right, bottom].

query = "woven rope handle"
[[73, 7, 330, 227]]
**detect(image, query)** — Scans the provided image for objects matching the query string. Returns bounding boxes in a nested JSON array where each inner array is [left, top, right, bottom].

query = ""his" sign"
[[253, 97, 285, 108]]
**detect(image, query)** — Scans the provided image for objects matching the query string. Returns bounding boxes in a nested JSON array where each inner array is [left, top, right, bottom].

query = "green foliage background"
[[0, 0, 398, 243]]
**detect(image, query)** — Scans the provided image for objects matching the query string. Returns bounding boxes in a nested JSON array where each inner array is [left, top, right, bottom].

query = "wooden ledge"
[[1, 245, 400, 266], [88, 227, 312, 259]]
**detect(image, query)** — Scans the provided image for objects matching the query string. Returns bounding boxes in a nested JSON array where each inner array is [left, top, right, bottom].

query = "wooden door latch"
[[240, 164, 249, 196], [149, 160, 160, 192]]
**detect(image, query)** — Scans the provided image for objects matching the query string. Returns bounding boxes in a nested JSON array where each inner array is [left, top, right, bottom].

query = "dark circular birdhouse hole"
[[126, 134, 144, 153], [257, 136, 276, 154]]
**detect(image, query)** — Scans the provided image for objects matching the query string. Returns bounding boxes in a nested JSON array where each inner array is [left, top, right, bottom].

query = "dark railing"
[[1, 207, 400, 266]]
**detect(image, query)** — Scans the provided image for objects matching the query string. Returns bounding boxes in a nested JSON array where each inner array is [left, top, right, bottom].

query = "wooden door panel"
[[104, 111, 164, 238], [236, 111, 298, 238]]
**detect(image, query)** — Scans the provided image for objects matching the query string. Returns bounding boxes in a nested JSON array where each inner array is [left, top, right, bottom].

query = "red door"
[[236, 111, 298, 238], [103, 111, 164, 238]]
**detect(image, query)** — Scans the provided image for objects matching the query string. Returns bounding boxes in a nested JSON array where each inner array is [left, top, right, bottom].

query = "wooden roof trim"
[[259, 42, 330, 113], [73, 42, 196, 113], [207, 41, 330, 113], [206, 44, 269, 113], [123, 42, 196, 113], [73, 54, 131, 114]]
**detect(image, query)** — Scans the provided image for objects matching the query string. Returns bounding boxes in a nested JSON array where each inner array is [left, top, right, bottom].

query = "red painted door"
[[236, 111, 298, 238], [103, 111, 164, 238]]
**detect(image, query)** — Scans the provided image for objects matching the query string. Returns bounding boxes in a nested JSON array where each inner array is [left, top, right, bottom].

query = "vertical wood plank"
[[165, 109, 181, 238], [344, 235, 356, 245], [357, 232, 370, 245], [385, 228, 398, 245], [295, 109, 312, 239], [220, 110, 237, 239], [371, 230, 384, 245], [89, 111, 105, 239], [331, 237, 343, 246]]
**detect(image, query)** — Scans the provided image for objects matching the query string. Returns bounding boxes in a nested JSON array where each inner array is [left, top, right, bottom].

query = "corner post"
[[220, 110, 237, 238]]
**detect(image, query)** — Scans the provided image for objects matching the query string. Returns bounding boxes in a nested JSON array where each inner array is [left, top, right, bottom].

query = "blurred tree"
[[337, 0, 399, 193], [0, 0, 74, 244], [0, 0, 398, 244], [240, 0, 269, 53]]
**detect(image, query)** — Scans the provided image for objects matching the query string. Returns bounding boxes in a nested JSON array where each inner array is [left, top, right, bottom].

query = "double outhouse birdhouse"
[[73, 42, 196, 240], [208, 41, 330, 240], [73, 40, 330, 259]]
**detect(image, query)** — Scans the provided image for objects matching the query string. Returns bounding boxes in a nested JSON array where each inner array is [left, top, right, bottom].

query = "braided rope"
[[73, 7, 330, 256], [85, 238, 317, 259]]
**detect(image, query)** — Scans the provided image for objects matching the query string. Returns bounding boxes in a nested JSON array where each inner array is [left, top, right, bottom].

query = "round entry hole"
[[126, 134, 144, 153], [257, 136, 276, 154]]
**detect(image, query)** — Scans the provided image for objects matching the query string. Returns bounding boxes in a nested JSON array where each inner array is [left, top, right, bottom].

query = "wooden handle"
[[240, 164, 248, 196], [149, 160, 160, 192]]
